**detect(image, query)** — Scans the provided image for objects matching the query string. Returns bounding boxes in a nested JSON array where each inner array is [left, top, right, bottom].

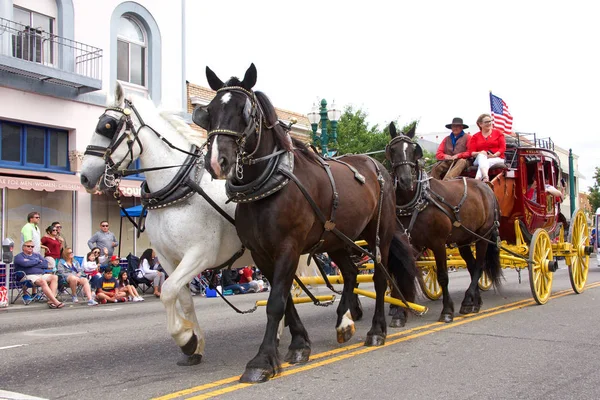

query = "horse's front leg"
[[434, 246, 454, 323], [329, 251, 359, 343], [240, 249, 299, 383], [365, 243, 390, 347], [159, 251, 207, 366], [459, 242, 485, 314], [283, 296, 311, 364]]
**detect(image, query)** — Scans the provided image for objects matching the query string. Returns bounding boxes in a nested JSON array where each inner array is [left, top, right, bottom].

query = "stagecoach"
[[418, 133, 592, 305]]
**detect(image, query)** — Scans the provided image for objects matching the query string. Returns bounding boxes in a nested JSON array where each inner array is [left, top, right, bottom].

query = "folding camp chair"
[[10, 271, 48, 305], [126, 253, 154, 294]]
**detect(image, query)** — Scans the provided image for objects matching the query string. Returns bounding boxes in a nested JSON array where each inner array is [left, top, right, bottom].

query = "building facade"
[[0, 0, 185, 256]]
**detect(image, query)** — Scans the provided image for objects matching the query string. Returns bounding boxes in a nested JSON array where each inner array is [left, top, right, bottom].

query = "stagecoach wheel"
[[478, 271, 492, 291], [568, 208, 589, 294], [528, 229, 554, 305], [418, 250, 442, 300]]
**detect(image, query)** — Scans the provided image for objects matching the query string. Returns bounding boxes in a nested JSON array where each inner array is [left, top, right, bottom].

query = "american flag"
[[490, 93, 513, 134]]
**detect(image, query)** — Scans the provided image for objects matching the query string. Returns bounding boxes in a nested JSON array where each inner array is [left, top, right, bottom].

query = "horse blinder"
[[96, 114, 123, 139], [192, 105, 210, 130]]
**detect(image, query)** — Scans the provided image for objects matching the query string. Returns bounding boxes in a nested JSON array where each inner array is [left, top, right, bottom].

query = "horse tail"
[[388, 231, 422, 303], [484, 220, 503, 288]]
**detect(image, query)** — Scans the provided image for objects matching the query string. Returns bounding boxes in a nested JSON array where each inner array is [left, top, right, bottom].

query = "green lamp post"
[[307, 98, 342, 156]]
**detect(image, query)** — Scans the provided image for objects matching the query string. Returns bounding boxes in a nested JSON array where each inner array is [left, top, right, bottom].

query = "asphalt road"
[[2, 259, 600, 400]]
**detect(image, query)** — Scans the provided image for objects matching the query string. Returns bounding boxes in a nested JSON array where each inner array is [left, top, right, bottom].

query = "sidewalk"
[[1, 293, 154, 313]]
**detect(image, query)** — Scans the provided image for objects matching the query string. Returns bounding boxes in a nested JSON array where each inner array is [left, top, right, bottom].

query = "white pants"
[[473, 154, 504, 180]]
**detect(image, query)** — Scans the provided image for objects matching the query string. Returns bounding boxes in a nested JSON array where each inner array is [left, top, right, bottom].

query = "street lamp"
[[307, 98, 341, 156]]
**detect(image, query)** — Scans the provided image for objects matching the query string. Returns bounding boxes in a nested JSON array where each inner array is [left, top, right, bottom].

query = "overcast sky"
[[185, 0, 599, 191]]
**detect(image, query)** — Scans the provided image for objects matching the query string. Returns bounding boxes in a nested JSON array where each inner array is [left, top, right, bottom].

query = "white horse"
[[80, 82, 314, 366]]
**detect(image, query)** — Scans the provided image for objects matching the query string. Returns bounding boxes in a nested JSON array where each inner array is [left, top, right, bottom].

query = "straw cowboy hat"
[[445, 117, 469, 129]]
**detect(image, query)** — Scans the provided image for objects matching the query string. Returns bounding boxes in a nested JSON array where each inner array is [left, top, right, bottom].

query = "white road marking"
[[94, 307, 121, 312], [0, 389, 48, 399], [0, 344, 27, 350], [24, 329, 87, 337]]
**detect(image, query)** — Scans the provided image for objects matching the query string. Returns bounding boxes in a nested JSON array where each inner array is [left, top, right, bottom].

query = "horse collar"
[[226, 150, 294, 203], [140, 146, 204, 210]]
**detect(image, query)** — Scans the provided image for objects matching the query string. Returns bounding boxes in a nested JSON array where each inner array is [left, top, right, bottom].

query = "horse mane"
[[113, 93, 206, 148], [159, 111, 206, 148], [254, 91, 319, 163]]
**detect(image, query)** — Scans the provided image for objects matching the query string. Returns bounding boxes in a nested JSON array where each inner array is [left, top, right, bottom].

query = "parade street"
[[2, 260, 600, 400]]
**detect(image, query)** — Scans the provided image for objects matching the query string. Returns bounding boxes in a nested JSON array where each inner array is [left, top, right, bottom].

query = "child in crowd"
[[118, 270, 144, 302], [96, 266, 127, 304], [82, 250, 102, 290]]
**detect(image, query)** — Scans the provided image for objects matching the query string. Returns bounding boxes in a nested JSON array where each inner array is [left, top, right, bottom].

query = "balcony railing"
[[0, 16, 102, 91]]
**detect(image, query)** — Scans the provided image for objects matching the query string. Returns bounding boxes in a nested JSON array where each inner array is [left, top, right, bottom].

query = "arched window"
[[117, 15, 147, 88]]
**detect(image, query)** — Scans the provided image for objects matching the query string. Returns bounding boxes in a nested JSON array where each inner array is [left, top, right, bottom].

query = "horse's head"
[[193, 64, 260, 180], [80, 82, 146, 193], [386, 122, 421, 191]]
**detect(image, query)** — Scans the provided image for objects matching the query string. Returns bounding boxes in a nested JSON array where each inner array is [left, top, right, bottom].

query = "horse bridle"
[[386, 135, 419, 189], [206, 86, 280, 180], [84, 99, 145, 187]]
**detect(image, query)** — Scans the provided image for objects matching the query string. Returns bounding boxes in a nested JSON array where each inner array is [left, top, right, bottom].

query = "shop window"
[[0, 121, 69, 171], [5, 189, 73, 250]]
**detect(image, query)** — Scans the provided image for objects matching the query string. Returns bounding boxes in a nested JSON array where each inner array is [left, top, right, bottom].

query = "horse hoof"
[[389, 317, 406, 328], [240, 368, 273, 383], [459, 305, 475, 315], [364, 334, 386, 347], [180, 333, 198, 356], [336, 324, 356, 343], [284, 348, 311, 364], [439, 314, 453, 323], [472, 305, 481, 313], [177, 353, 202, 366]]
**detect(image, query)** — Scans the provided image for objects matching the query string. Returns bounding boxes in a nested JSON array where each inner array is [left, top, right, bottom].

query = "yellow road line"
[[155, 282, 600, 400]]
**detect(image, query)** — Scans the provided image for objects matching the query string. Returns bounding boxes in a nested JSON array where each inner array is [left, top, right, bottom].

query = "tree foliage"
[[589, 166, 600, 213], [334, 106, 418, 165]]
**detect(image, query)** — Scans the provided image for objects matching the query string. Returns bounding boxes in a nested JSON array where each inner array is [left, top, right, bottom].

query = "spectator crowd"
[[12, 212, 271, 309]]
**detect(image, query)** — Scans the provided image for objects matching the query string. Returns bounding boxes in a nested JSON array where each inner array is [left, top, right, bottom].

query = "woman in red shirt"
[[41, 225, 62, 270], [467, 113, 506, 182]]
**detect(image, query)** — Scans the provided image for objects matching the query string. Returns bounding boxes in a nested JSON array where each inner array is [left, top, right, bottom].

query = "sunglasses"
[[101, 225, 109, 227], [24, 245, 34, 248], [55, 225, 62, 229]]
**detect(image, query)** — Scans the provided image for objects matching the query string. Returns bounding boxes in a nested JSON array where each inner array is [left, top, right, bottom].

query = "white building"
[[0, 0, 185, 256]]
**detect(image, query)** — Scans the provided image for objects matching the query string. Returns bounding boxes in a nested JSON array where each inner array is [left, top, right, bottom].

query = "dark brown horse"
[[386, 122, 502, 323], [193, 64, 420, 383]]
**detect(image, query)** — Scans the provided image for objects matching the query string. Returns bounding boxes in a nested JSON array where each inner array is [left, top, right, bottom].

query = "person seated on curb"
[[220, 268, 249, 294], [96, 266, 128, 304], [82, 250, 103, 290], [118, 270, 144, 302], [239, 266, 261, 293], [57, 247, 98, 306], [430, 117, 472, 180], [14, 240, 63, 309]]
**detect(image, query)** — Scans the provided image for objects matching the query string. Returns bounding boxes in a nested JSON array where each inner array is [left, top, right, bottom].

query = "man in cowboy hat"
[[430, 117, 472, 180]]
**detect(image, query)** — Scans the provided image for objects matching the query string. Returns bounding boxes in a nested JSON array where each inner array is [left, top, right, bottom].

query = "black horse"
[[386, 122, 502, 323], [193, 64, 420, 383]]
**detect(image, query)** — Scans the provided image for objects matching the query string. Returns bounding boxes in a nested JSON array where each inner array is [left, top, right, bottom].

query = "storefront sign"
[[0, 176, 81, 192], [120, 186, 141, 197]]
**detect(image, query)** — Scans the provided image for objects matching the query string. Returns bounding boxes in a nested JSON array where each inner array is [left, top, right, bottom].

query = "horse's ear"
[[206, 66, 224, 91], [389, 122, 398, 139], [115, 81, 125, 105], [241, 63, 257, 91], [405, 124, 416, 139], [192, 105, 210, 130]]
